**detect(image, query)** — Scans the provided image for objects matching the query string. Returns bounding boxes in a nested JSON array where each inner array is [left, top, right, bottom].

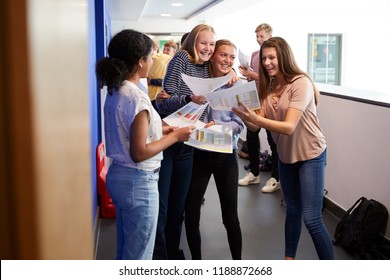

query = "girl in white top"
[[96, 29, 194, 260]]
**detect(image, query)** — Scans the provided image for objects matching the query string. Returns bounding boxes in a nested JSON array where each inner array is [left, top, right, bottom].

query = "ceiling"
[[106, 0, 224, 21]]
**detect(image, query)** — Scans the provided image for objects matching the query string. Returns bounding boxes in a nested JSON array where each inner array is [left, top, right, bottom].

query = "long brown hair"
[[258, 37, 319, 105], [181, 24, 216, 64]]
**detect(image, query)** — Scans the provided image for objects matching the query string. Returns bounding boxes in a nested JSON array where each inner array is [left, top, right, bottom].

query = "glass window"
[[307, 34, 342, 85]]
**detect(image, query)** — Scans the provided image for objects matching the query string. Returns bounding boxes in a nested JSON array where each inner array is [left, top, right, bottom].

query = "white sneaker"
[[261, 177, 280, 193], [238, 172, 260, 186]]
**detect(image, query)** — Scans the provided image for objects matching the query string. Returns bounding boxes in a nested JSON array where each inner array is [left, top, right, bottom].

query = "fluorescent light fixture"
[[171, 3, 184, 7], [160, 13, 171, 17]]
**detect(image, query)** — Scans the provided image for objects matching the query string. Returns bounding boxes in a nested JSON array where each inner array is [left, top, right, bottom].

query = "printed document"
[[162, 102, 233, 153], [207, 81, 260, 111], [162, 102, 207, 129], [185, 125, 233, 154]]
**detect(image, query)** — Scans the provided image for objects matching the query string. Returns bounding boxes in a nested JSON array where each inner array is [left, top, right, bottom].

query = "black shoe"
[[178, 249, 185, 260]]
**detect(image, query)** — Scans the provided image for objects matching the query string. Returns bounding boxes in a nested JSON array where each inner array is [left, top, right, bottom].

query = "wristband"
[[185, 95, 192, 103]]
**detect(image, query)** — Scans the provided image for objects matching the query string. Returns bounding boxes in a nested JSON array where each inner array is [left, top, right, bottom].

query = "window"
[[307, 34, 342, 85]]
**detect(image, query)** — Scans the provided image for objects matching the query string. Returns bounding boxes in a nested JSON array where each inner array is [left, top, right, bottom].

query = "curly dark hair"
[[96, 29, 153, 95]]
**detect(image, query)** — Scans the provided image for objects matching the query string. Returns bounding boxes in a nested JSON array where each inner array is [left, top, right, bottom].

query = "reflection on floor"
[[95, 156, 354, 260]]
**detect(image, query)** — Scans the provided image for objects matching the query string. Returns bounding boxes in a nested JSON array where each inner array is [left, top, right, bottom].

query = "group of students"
[[95, 22, 334, 260]]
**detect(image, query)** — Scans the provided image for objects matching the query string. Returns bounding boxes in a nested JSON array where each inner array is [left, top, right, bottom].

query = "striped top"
[[157, 50, 211, 117]]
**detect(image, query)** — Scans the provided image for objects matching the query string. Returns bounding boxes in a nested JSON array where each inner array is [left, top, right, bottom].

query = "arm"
[[232, 102, 303, 135], [130, 110, 194, 162], [242, 50, 260, 81], [159, 52, 194, 115], [238, 66, 259, 81]]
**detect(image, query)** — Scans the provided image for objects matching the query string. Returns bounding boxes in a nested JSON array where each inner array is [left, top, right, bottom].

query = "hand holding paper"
[[207, 81, 260, 111], [238, 49, 251, 68]]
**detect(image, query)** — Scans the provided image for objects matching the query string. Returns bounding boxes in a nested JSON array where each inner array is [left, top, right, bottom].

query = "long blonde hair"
[[258, 37, 319, 105], [181, 24, 216, 64]]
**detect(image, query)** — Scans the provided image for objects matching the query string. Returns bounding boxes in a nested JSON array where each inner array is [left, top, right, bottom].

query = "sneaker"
[[261, 177, 280, 193], [238, 172, 260, 185]]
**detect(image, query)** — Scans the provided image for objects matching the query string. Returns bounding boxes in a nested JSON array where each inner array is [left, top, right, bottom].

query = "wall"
[[317, 94, 390, 237], [89, 0, 99, 234], [27, 0, 93, 258]]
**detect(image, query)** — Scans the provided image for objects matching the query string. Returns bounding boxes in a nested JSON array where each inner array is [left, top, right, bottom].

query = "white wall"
[[317, 94, 390, 237], [27, 0, 93, 258]]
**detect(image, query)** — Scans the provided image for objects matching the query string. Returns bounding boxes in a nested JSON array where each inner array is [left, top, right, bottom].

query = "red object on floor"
[[96, 142, 116, 219]]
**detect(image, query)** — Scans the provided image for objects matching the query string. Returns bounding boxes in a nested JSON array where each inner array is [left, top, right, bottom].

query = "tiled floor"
[[95, 156, 354, 260]]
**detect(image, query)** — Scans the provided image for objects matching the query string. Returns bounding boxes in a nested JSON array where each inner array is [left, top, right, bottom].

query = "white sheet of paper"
[[181, 73, 233, 96], [162, 102, 207, 129], [207, 81, 260, 111], [238, 49, 251, 68]]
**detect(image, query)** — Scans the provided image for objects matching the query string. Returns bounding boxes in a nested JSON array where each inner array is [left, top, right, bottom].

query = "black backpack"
[[333, 196, 389, 259], [259, 150, 272, 171]]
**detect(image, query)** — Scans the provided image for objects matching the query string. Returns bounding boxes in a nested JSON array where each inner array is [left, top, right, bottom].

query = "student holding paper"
[[153, 24, 216, 260], [95, 29, 194, 260], [232, 37, 334, 260], [185, 39, 244, 260]]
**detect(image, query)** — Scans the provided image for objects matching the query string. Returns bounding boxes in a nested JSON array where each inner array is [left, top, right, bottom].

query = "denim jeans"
[[153, 142, 194, 259], [279, 149, 334, 259], [106, 163, 159, 260]]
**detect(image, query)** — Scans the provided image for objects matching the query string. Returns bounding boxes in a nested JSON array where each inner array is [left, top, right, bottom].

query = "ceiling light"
[[171, 3, 184, 7], [160, 13, 171, 17]]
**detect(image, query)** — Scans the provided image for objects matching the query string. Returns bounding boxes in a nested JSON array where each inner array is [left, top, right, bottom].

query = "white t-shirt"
[[104, 80, 163, 171]]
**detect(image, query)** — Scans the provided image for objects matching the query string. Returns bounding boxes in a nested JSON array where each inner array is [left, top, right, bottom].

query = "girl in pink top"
[[233, 37, 334, 260]]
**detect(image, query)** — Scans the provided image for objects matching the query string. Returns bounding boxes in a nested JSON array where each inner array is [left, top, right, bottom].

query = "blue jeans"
[[106, 163, 159, 260], [279, 149, 334, 260], [153, 142, 194, 259]]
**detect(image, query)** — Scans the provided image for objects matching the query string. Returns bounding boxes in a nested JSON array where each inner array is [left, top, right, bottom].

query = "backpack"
[[259, 150, 272, 171], [243, 150, 273, 172], [333, 196, 389, 259]]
